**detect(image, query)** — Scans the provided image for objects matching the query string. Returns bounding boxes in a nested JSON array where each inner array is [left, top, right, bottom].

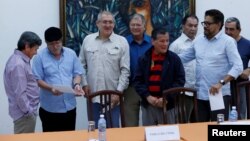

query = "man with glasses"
[[179, 9, 243, 122], [225, 17, 250, 119], [169, 15, 199, 122], [32, 27, 85, 132], [124, 13, 151, 127], [79, 11, 130, 128]]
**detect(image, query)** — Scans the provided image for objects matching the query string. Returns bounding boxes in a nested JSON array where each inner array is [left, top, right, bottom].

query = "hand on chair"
[[111, 95, 120, 108]]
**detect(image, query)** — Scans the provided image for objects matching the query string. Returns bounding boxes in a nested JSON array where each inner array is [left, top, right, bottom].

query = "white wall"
[[0, 0, 249, 134], [0, 0, 87, 134], [196, 0, 250, 38]]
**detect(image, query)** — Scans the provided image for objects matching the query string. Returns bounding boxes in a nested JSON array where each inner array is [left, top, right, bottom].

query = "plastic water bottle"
[[229, 106, 238, 122], [98, 114, 106, 141]]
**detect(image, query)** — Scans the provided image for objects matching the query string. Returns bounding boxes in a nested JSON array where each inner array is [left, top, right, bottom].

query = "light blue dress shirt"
[[180, 31, 243, 100], [32, 47, 83, 113]]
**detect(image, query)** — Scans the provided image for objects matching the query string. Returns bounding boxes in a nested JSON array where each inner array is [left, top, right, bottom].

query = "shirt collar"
[[95, 32, 116, 42], [127, 33, 151, 44], [180, 33, 193, 42], [14, 49, 30, 63], [46, 47, 64, 57], [204, 30, 223, 40]]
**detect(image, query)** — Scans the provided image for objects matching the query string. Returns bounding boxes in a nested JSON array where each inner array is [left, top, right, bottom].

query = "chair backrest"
[[236, 80, 250, 119], [162, 87, 198, 124], [86, 90, 126, 128]]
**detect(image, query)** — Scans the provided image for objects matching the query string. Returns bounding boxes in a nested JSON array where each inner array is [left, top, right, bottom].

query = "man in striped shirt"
[[134, 27, 185, 125]]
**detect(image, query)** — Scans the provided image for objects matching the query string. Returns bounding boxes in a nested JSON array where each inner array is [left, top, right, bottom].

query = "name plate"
[[145, 125, 180, 141]]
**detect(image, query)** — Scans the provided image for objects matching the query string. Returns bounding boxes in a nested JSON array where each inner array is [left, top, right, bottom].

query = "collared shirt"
[[4, 50, 39, 121], [237, 37, 250, 69], [79, 32, 130, 102], [32, 47, 83, 113], [180, 31, 243, 100], [126, 33, 151, 84], [169, 33, 196, 96]]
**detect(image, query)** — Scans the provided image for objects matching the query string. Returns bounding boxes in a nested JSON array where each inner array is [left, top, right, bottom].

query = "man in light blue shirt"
[[32, 27, 84, 132], [179, 9, 243, 122]]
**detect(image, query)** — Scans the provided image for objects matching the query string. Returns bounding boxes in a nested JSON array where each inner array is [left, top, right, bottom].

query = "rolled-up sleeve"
[[226, 39, 243, 78]]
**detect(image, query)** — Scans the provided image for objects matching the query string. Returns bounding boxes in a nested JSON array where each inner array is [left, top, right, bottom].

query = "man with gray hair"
[[4, 31, 42, 133], [124, 13, 151, 127], [225, 17, 250, 119], [79, 11, 130, 128]]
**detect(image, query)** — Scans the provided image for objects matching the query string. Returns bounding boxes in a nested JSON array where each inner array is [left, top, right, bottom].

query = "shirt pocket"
[[86, 47, 98, 62], [107, 47, 120, 61]]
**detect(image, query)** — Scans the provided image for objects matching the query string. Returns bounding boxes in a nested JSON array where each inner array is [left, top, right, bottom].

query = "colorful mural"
[[60, 0, 195, 55]]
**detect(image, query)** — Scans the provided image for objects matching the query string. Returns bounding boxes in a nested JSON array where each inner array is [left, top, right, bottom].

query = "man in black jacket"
[[134, 27, 185, 125]]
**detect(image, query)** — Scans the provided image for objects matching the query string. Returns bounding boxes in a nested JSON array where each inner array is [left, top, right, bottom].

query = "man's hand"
[[111, 95, 120, 108], [51, 87, 62, 96], [82, 86, 91, 96], [240, 68, 250, 79], [155, 98, 164, 108], [74, 84, 85, 96], [209, 83, 222, 95], [147, 95, 159, 106]]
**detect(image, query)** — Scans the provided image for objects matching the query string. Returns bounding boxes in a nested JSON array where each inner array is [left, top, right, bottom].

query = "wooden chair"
[[236, 81, 250, 119], [162, 87, 198, 124], [86, 90, 126, 128]]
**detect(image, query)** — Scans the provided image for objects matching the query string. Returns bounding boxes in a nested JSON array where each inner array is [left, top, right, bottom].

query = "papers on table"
[[208, 89, 225, 111], [53, 85, 75, 94], [145, 125, 180, 141]]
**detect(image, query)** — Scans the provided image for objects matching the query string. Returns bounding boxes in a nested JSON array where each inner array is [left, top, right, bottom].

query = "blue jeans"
[[92, 102, 120, 128]]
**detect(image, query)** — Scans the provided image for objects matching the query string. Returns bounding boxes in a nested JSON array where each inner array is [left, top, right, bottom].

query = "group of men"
[[3, 9, 250, 134]]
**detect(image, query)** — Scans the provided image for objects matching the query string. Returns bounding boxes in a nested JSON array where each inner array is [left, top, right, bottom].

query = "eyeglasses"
[[201, 21, 216, 27]]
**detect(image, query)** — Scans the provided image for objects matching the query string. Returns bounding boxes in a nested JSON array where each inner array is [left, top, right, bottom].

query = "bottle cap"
[[100, 114, 104, 118], [232, 106, 236, 109]]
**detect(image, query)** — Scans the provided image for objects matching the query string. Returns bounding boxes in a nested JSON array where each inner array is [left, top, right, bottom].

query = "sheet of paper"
[[145, 125, 180, 141], [208, 89, 225, 111], [53, 85, 75, 94]]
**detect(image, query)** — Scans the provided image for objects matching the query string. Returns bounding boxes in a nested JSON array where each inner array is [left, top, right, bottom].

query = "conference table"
[[0, 122, 216, 141]]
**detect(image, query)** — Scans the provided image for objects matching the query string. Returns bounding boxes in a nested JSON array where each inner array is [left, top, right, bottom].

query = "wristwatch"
[[219, 80, 226, 85], [73, 83, 80, 88]]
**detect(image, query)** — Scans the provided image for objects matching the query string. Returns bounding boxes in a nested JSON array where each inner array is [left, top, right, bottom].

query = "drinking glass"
[[88, 121, 96, 141]]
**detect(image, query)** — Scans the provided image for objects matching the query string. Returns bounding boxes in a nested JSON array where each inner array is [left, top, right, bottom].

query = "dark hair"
[[151, 27, 168, 40], [182, 14, 199, 25], [205, 9, 224, 30], [44, 27, 62, 42], [225, 17, 241, 30], [17, 31, 42, 51]]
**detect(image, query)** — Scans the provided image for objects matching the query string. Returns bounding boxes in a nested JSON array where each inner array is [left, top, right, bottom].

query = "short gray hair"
[[17, 31, 42, 51], [97, 11, 115, 23], [225, 17, 241, 30], [129, 13, 146, 26]]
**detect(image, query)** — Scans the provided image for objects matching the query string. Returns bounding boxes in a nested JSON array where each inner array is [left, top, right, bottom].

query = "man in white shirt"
[[79, 11, 130, 128], [169, 15, 199, 122]]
